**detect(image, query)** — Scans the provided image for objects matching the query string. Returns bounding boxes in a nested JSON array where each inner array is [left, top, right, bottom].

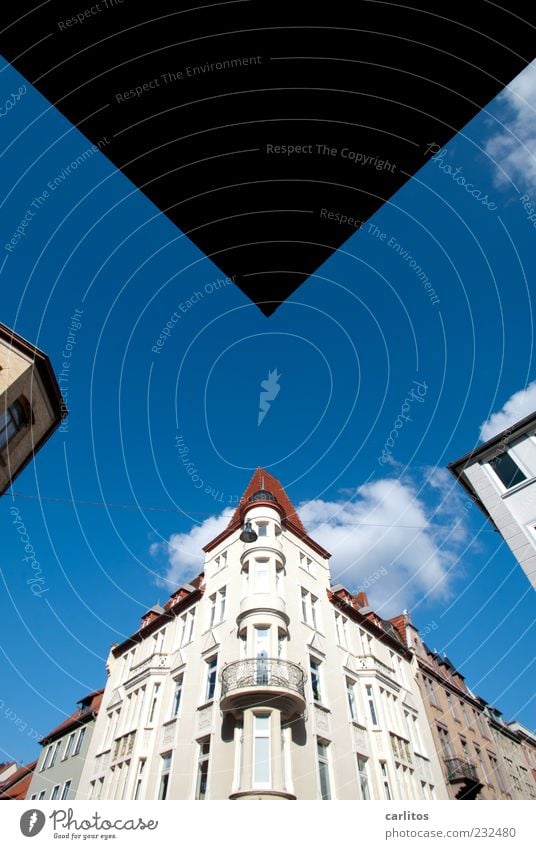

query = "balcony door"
[[255, 627, 270, 685]]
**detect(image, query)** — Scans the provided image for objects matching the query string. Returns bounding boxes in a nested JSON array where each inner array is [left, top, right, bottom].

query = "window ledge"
[[500, 475, 536, 498], [197, 700, 215, 711], [162, 717, 178, 727], [313, 701, 331, 714], [351, 720, 367, 731]]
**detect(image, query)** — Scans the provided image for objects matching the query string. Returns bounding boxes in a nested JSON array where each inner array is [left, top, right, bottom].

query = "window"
[[489, 451, 527, 489], [30, 794, 36, 801], [63, 732, 76, 760], [206, 656, 218, 701], [366, 685, 379, 726], [380, 761, 392, 799], [253, 714, 271, 788], [51, 784, 60, 800], [38, 790, 46, 800], [179, 609, 195, 646], [133, 759, 146, 800], [196, 738, 210, 799], [301, 588, 319, 629], [437, 725, 455, 759], [61, 780, 72, 800], [257, 522, 268, 537], [158, 752, 172, 800], [460, 700, 470, 729], [41, 746, 53, 771], [171, 674, 184, 717], [346, 678, 358, 721], [474, 746, 486, 780], [357, 756, 371, 799], [300, 552, 314, 575], [310, 657, 322, 702], [73, 727, 86, 755], [335, 613, 348, 648], [422, 675, 440, 708], [254, 560, 270, 593], [208, 587, 226, 627], [0, 399, 27, 450], [148, 683, 160, 724], [488, 753, 507, 792], [317, 740, 332, 799], [446, 692, 460, 721], [49, 740, 62, 768]]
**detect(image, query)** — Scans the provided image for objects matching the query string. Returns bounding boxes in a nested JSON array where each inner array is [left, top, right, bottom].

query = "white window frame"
[[73, 726, 86, 756], [310, 656, 323, 703], [171, 673, 184, 718], [179, 608, 195, 647], [205, 656, 218, 702], [147, 683, 160, 725], [346, 678, 358, 721], [380, 761, 392, 799], [366, 684, 379, 727], [357, 755, 371, 799], [195, 738, 210, 800], [208, 587, 226, 628], [63, 732, 76, 760], [49, 740, 62, 768], [158, 752, 172, 800], [252, 713, 272, 789], [316, 739, 332, 800], [51, 784, 61, 800], [60, 779, 72, 800], [301, 588, 319, 629], [335, 612, 348, 648], [254, 559, 270, 593], [133, 758, 146, 800]]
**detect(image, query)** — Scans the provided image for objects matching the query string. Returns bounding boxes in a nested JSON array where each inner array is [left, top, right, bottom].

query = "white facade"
[[450, 416, 536, 589], [77, 473, 447, 800]]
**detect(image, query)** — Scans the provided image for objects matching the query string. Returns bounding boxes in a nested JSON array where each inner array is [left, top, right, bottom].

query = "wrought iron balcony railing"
[[444, 758, 479, 784], [220, 658, 305, 700]]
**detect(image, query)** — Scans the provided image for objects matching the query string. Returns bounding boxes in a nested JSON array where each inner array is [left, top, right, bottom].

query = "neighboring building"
[[484, 706, 536, 801], [77, 469, 447, 801], [0, 322, 65, 496], [26, 690, 103, 801], [449, 412, 536, 589], [507, 721, 536, 795], [0, 762, 18, 784], [392, 611, 536, 800], [0, 761, 37, 800]]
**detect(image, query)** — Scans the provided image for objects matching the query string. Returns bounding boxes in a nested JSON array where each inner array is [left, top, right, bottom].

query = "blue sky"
[[1, 57, 535, 764]]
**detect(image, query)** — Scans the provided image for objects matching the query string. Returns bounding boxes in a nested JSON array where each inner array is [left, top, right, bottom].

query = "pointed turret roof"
[[203, 467, 330, 557], [227, 467, 306, 534]]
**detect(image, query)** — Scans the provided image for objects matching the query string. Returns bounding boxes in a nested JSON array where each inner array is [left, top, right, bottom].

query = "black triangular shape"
[[1, 1, 534, 315]]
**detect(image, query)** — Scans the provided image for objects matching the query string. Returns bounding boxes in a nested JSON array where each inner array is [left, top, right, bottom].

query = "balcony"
[[238, 593, 288, 625], [220, 658, 306, 720], [444, 758, 483, 800]]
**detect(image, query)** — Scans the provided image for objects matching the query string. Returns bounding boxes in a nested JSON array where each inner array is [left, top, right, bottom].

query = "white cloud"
[[150, 510, 232, 588], [152, 476, 467, 616], [479, 381, 536, 441], [299, 477, 464, 615], [485, 61, 536, 192]]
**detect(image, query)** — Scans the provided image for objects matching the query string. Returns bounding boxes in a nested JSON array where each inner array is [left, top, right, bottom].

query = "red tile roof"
[[39, 689, 103, 745], [226, 468, 307, 534], [0, 760, 37, 800], [204, 468, 331, 557]]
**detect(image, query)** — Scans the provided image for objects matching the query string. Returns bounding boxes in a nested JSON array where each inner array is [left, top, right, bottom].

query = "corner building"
[[78, 470, 447, 800]]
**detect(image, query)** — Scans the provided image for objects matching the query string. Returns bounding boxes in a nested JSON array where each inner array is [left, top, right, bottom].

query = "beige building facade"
[[77, 470, 447, 801], [0, 323, 64, 495]]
